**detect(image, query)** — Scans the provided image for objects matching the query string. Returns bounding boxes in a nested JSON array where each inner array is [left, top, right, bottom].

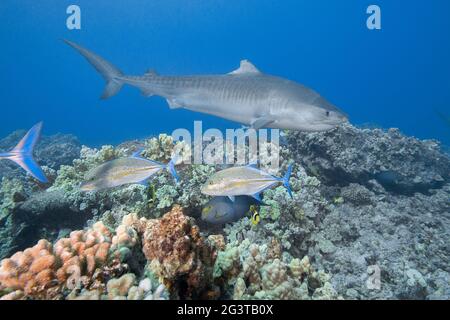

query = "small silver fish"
[[80, 150, 178, 192], [201, 164, 293, 201], [201, 196, 258, 225]]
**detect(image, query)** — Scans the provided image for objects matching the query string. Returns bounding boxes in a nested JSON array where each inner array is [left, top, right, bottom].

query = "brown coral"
[[141, 205, 218, 299]]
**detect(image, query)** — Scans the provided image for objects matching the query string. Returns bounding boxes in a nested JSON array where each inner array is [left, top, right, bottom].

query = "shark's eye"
[[326, 111, 330, 117]]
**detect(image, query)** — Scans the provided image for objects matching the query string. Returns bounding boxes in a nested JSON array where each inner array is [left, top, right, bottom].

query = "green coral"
[[155, 184, 178, 210], [177, 164, 216, 208]]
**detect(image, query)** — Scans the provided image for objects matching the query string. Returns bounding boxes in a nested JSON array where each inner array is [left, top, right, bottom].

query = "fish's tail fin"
[[281, 164, 293, 199], [1, 122, 48, 183], [166, 155, 180, 183], [63, 39, 124, 99]]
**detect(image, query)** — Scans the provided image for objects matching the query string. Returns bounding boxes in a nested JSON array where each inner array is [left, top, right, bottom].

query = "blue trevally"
[[0, 122, 48, 183], [201, 164, 293, 201], [80, 150, 179, 192], [64, 40, 348, 132], [201, 196, 259, 225]]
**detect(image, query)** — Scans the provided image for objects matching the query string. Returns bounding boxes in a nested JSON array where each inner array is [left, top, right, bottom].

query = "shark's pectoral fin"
[[250, 116, 276, 130], [141, 88, 155, 97], [166, 98, 183, 109], [229, 60, 261, 75]]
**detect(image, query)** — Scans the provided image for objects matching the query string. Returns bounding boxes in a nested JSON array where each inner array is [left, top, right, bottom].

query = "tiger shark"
[[64, 39, 348, 131]]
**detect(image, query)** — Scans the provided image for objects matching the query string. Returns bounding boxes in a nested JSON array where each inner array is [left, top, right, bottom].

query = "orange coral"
[[0, 221, 128, 300]]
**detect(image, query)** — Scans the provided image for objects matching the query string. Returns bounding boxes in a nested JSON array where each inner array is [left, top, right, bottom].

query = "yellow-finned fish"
[[201, 164, 293, 202], [250, 205, 260, 226], [80, 149, 179, 192]]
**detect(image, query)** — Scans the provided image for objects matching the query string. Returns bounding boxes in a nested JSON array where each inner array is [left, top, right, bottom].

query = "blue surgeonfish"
[[0, 122, 48, 183], [201, 164, 293, 202], [64, 39, 348, 132], [80, 149, 179, 192], [201, 196, 259, 225]]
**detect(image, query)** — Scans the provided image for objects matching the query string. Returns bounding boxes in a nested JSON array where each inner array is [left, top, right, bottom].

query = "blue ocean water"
[[1, 0, 449, 146]]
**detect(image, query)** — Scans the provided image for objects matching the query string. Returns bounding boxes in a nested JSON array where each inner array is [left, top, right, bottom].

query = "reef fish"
[[80, 150, 179, 192], [64, 40, 348, 132], [0, 122, 48, 183], [201, 196, 259, 225], [201, 164, 293, 201], [250, 205, 261, 226]]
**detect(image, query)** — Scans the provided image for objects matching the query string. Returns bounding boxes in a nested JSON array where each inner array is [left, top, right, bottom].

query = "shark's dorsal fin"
[[229, 60, 261, 75], [144, 69, 158, 77]]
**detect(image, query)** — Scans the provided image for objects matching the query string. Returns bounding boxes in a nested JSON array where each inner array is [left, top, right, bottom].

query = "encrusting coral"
[[135, 205, 219, 299], [213, 238, 342, 300]]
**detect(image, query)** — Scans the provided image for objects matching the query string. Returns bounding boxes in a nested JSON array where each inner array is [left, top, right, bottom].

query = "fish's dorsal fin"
[[229, 60, 261, 75], [132, 147, 145, 158], [144, 69, 158, 77]]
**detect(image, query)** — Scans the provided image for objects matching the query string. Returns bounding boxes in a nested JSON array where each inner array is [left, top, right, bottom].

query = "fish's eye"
[[325, 111, 330, 117]]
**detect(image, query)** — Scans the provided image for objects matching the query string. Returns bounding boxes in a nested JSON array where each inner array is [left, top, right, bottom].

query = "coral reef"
[[0, 221, 120, 299], [287, 123, 450, 194], [0, 128, 81, 183], [0, 212, 166, 300], [0, 123, 449, 300], [135, 205, 219, 299], [214, 238, 341, 300]]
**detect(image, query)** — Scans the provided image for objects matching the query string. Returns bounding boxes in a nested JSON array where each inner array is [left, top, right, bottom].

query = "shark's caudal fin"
[[0, 122, 48, 183], [63, 39, 124, 99]]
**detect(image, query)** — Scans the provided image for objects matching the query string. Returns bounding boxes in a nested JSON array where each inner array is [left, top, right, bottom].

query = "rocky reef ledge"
[[0, 124, 449, 300]]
